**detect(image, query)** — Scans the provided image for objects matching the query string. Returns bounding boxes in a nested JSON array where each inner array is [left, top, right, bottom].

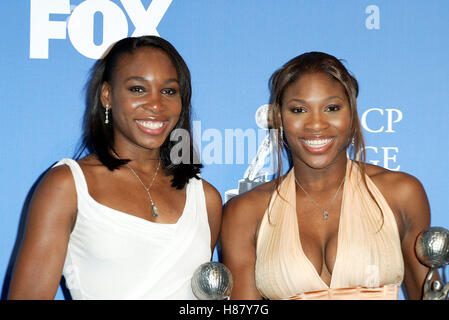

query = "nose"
[[304, 111, 329, 132], [143, 94, 164, 113]]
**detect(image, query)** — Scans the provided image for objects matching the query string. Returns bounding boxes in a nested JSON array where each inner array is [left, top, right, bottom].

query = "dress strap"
[[52, 158, 89, 198], [179, 176, 208, 226]]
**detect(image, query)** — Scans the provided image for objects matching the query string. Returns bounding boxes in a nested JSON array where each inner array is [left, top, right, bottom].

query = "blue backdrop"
[[1, 0, 448, 300]]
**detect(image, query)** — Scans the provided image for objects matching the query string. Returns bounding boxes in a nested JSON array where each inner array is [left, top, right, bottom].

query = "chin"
[[134, 136, 167, 151], [295, 151, 346, 170], [146, 139, 169, 151], [303, 159, 333, 170]]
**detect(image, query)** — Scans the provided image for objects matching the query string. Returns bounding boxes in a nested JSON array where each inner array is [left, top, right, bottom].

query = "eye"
[[290, 105, 307, 113], [161, 88, 178, 95], [325, 104, 341, 112], [129, 86, 145, 94]]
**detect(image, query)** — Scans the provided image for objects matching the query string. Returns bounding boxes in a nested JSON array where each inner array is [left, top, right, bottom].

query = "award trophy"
[[225, 104, 274, 202], [415, 226, 449, 300], [191, 262, 233, 300]]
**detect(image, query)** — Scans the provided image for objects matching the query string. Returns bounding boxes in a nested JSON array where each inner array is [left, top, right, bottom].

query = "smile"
[[301, 138, 334, 148], [136, 120, 165, 129], [135, 119, 168, 135]]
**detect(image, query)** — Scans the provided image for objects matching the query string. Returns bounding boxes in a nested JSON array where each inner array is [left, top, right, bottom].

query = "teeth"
[[302, 138, 333, 147], [136, 120, 164, 129]]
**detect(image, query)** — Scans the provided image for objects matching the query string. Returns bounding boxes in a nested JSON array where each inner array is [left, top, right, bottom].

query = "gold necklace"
[[294, 175, 345, 220], [126, 160, 161, 217]]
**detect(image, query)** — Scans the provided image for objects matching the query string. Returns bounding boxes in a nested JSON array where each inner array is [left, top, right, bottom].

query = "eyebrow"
[[124, 76, 179, 84], [287, 96, 345, 104]]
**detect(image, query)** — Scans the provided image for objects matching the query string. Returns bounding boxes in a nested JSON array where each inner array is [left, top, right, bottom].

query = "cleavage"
[[297, 223, 340, 286]]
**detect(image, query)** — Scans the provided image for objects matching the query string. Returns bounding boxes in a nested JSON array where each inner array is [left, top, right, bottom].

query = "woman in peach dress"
[[221, 52, 435, 300]]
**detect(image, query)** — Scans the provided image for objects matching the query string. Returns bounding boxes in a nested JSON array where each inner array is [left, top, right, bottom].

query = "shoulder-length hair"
[[76, 36, 202, 189]]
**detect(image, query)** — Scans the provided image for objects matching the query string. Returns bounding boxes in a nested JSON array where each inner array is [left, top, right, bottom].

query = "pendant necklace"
[[126, 160, 161, 217], [294, 175, 345, 220]]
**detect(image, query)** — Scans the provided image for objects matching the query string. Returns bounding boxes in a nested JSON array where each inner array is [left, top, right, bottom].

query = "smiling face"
[[101, 47, 182, 156], [280, 72, 352, 169]]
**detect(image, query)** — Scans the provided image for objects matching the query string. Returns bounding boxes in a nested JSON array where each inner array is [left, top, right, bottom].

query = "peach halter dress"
[[255, 160, 404, 300]]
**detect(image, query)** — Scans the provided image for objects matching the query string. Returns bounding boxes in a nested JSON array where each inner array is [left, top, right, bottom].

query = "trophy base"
[[224, 189, 238, 203], [238, 178, 266, 194], [224, 176, 268, 203]]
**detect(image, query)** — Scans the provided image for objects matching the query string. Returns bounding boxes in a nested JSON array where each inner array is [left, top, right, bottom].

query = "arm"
[[221, 196, 262, 300], [202, 180, 223, 254], [392, 173, 438, 300], [8, 165, 77, 299]]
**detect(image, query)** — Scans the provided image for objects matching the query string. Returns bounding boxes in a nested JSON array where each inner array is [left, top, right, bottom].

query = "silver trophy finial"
[[243, 104, 273, 182], [415, 227, 449, 268], [191, 262, 233, 300], [254, 104, 271, 130], [415, 226, 449, 300]]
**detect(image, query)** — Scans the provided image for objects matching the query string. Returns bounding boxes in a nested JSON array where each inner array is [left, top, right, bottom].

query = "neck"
[[292, 154, 348, 191], [112, 144, 161, 173]]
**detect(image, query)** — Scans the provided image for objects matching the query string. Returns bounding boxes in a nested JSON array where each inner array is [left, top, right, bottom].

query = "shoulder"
[[365, 163, 427, 201], [200, 179, 223, 208], [199, 179, 222, 222], [40, 161, 77, 193], [27, 161, 78, 230], [201, 179, 221, 200], [199, 179, 223, 246], [38, 155, 102, 206], [364, 163, 430, 229], [223, 179, 276, 225], [221, 179, 276, 250]]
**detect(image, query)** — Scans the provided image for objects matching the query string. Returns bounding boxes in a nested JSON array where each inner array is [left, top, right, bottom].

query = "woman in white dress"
[[8, 36, 222, 300]]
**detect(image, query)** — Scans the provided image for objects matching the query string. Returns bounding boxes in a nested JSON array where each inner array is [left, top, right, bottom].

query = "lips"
[[135, 119, 169, 135], [300, 137, 335, 153]]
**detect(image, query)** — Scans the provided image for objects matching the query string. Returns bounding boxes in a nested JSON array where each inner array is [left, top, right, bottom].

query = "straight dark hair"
[[75, 36, 202, 189]]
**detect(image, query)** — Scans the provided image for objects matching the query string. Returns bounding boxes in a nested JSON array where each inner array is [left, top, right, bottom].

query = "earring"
[[105, 105, 110, 124], [351, 137, 355, 147]]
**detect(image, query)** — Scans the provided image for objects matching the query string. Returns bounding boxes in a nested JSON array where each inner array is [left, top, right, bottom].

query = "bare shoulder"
[[200, 178, 223, 249], [201, 178, 223, 225], [364, 163, 430, 227], [38, 162, 76, 196], [27, 162, 78, 231], [365, 163, 427, 199], [201, 178, 222, 206], [223, 179, 276, 225]]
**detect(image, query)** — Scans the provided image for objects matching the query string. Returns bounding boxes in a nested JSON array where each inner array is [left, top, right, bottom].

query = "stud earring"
[[105, 105, 110, 124]]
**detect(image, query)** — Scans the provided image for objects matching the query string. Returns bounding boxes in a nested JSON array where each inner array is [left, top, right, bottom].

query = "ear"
[[100, 82, 112, 109]]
